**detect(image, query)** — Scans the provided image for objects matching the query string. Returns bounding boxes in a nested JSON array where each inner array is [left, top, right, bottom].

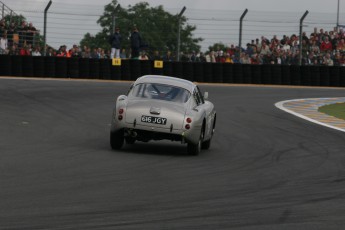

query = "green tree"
[[208, 42, 228, 52], [3, 14, 45, 48], [4, 14, 26, 25], [80, 0, 202, 56], [80, 32, 110, 50]]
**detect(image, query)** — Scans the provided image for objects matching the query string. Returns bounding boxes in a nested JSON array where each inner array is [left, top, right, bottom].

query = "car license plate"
[[141, 115, 167, 125]]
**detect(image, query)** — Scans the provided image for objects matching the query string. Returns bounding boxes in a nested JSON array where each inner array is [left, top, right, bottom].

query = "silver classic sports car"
[[110, 75, 216, 155]]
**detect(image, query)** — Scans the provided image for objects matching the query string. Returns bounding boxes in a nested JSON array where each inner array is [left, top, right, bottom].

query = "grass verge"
[[318, 102, 345, 120]]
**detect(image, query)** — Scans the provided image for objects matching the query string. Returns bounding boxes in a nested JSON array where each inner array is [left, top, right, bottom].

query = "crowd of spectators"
[[1, 16, 345, 66], [181, 28, 345, 66], [0, 18, 39, 55]]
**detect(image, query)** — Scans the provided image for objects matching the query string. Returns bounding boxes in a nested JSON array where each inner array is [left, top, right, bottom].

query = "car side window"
[[193, 89, 202, 106], [196, 86, 205, 104]]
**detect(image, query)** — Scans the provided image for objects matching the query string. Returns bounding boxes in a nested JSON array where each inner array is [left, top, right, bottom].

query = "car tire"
[[187, 129, 204, 156], [202, 138, 211, 150], [202, 116, 216, 150], [110, 129, 124, 150]]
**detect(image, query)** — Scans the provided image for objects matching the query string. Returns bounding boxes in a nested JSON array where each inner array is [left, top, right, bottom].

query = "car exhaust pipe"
[[125, 129, 137, 138]]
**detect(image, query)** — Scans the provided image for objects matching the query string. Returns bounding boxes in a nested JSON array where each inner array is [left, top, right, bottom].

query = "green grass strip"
[[318, 102, 345, 120]]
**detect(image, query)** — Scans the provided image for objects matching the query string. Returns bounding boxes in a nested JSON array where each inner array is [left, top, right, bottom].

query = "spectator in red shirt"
[[226, 44, 235, 57], [336, 38, 345, 52], [56, 45, 70, 57], [19, 45, 31, 56], [320, 36, 332, 53], [250, 54, 260, 64], [216, 50, 226, 63]]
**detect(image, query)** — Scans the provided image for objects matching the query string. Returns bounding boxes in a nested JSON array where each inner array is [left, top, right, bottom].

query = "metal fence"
[[1, 1, 344, 60], [1, 1, 17, 19]]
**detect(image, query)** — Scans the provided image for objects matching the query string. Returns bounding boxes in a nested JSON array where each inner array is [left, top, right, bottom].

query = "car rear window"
[[130, 83, 191, 103]]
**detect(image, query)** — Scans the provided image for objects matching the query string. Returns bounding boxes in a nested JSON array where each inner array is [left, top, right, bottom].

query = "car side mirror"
[[203, 92, 209, 100]]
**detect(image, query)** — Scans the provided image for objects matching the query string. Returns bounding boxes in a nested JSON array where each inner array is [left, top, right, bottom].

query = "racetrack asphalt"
[[1, 77, 345, 229]]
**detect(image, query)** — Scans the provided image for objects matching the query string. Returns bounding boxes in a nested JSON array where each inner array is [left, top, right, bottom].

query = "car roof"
[[134, 75, 196, 92]]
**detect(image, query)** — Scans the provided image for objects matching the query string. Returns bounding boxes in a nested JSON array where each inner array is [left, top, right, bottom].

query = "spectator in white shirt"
[[32, 46, 42, 56], [0, 32, 8, 54]]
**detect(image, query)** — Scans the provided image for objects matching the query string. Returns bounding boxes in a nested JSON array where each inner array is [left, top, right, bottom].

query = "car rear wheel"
[[202, 123, 215, 150], [187, 129, 204, 156], [202, 138, 211, 150], [110, 129, 124, 150]]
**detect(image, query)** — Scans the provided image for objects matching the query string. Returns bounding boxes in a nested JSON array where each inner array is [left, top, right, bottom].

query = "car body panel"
[[124, 99, 186, 130], [110, 75, 216, 149]]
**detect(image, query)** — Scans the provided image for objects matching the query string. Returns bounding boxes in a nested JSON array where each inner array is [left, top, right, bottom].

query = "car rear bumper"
[[111, 122, 201, 144]]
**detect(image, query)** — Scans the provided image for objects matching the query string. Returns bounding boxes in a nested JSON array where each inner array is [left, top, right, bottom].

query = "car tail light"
[[185, 117, 192, 129], [118, 108, 124, 120]]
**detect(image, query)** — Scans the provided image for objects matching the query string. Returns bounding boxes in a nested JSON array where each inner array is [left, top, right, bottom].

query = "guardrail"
[[0, 55, 344, 87]]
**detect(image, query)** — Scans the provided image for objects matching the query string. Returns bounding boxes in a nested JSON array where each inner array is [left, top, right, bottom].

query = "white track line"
[[275, 98, 345, 133]]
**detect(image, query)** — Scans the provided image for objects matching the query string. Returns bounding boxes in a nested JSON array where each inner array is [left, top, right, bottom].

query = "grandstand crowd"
[[1, 18, 345, 66]]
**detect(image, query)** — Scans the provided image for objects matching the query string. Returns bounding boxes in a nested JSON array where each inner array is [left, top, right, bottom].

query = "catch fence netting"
[[1, 0, 344, 53]]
